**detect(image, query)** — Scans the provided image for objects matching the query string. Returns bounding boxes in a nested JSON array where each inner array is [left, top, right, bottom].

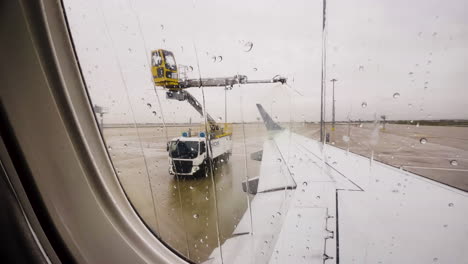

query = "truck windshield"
[[163, 51, 177, 71], [169, 141, 199, 159]]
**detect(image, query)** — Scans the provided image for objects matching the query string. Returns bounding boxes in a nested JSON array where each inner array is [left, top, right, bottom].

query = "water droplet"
[[253, 68, 258, 71], [302, 182, 308, 186], [450, 160, 458, 166], [297, 214, 302, 218], [152, 111, 157, 116], [189, 186, 194, 190], [316, 196, 321, 199], [107, 146, 112, 150], [358, 65, 364, 71], [448, 203, 454, 207], [147, 103, 152, 108], [433, 257, 438, 262], [420, 138, 427, 144], [277, 158, 282, 163], [243, 42, 253, 52], [361, 102, 368, 108], [432, 32, 438, 37], [217, 56, 223, 62], [393, 92, 400, 99], [193, 213, 199, 219], [359, 123, 363, 128], [342, 135, 350, 142], [427, 60, 432, 65], [408, 72, 414, 75], [218, 117, 222, 121]]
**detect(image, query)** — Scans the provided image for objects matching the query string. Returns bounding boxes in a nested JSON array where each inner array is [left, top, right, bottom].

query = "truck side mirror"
[[166, 142, 169, 152]]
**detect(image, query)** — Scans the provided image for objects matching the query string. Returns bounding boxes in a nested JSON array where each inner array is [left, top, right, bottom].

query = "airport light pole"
[[224, 86, 232, 124], [225, 87, 227, 123], [330, 78, 338, 131]]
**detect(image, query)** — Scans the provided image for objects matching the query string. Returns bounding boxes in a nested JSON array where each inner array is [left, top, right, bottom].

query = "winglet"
[[256, 104, 283, 131]]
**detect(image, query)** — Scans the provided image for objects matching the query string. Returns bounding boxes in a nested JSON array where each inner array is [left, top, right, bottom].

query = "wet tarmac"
[[103, 123, 468, 263]]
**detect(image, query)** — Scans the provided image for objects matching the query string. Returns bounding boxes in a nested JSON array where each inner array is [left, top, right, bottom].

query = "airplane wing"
[[205, 104, 468, 264]]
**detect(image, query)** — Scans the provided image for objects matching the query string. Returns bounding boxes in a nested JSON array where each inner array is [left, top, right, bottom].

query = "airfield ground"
[[103, 123, 467, 263]]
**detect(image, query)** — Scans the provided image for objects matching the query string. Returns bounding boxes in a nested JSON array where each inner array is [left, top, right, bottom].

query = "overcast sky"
[[64, 0, 468, 124]]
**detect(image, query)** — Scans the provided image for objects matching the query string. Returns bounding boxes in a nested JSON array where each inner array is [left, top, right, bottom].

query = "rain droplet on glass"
[[361, 102, 368, 108], [450, 160, 458, 166], [393, 92, 400, 99], [420, 138, 427, 144], [243, 42, 254, 52]]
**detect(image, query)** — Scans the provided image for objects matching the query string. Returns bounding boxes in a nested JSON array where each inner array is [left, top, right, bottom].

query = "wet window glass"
[[163, 50, 177, 71], [170, 141, 199, 159], [63, 0, 468, 263], [152, 51, 162, 67]]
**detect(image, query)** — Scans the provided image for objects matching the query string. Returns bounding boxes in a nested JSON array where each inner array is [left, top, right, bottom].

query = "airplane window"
[[63, 0, 468, 263]]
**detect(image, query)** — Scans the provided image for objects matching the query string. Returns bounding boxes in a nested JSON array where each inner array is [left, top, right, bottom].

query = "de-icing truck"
[[151, 48, 286, 177], [167, 125, 232, 176]]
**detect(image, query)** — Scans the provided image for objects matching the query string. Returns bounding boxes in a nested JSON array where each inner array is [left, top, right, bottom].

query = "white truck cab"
[[167, 131, 232, 176]]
